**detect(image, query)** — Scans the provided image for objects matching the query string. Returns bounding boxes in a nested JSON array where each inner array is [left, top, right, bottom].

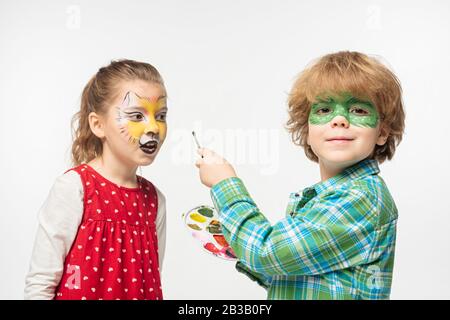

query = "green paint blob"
[[308, 93, 379, 128], [207, 225, 221, 234], [207, 220, 222, 234], [198, 207, 214, 218]]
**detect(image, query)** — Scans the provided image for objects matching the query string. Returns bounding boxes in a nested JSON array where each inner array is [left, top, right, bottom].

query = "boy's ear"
[[88, 112, 106, 139], [376, 124, 390, 146]]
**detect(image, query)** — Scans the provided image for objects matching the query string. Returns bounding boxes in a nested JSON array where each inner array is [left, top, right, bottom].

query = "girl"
[[24, 59, 168, 300]]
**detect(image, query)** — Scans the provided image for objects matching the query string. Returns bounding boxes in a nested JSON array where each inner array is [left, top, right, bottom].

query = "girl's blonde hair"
[[71, 59, 165, 166], [286, 51, 405, 164]]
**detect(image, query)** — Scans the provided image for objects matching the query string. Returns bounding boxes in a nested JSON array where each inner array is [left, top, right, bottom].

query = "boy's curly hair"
[[286, 51, 405, 163]]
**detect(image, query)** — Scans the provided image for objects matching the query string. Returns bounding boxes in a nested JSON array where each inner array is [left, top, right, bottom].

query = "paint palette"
[[182, 205, 237, 261]]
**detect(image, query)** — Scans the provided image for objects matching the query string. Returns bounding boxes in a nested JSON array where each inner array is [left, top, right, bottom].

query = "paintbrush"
[[192, 131, 204, 158]]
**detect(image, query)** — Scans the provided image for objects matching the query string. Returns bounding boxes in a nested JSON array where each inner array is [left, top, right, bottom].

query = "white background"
[[1, 0, 449, 299]]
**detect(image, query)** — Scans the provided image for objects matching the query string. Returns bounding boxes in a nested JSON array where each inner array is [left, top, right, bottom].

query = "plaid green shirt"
[[211, 159, 398, 300]]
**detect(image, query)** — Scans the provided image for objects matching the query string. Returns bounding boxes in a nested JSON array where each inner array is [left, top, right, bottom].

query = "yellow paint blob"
[[190, 213, 207, 223]]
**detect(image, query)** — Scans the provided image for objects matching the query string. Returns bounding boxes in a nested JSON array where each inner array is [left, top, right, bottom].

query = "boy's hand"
[[195, 148, 237, 188]]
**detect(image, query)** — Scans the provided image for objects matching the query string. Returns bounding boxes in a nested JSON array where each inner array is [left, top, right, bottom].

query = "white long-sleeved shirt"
[[24, 170, 166, 300]]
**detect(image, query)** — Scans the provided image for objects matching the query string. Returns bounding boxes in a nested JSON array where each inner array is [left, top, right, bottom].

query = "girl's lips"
[[140, 141, 158, 154], [140, 146, 157, 154]]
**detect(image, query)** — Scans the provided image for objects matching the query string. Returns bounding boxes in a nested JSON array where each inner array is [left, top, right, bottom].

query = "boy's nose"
[[330, 115, 350, 129]]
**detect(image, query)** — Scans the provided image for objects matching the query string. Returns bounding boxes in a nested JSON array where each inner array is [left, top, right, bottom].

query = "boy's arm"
[[211, 177, 383, 277], [235, 261, 271, 289]]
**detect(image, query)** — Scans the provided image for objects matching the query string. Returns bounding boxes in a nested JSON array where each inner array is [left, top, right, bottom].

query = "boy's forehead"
[[314, 91, 371, 103]]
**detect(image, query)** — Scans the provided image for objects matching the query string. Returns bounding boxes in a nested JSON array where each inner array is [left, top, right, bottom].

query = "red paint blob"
[[204, 242, 220, 254], [213, 235, 229, 247]]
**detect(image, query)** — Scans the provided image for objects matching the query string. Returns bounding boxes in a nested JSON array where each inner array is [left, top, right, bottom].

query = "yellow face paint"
[[116, 91, 168, 155]]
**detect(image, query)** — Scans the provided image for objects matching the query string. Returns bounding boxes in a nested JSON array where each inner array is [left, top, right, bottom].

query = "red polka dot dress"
[[54, 164, 163, 300]]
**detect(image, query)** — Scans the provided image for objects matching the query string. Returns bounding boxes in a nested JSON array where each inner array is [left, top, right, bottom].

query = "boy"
[[195, 51, 405, 299]]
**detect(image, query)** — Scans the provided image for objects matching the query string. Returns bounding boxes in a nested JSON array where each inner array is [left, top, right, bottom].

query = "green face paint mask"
[[308, 94, 379, 128]]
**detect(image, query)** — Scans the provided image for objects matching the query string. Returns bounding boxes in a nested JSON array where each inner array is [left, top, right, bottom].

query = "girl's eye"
[[350, 106, 369, 115], [126, 113, 144, 121], [156, 113, 167, 122], [316, 107, 332, 115]]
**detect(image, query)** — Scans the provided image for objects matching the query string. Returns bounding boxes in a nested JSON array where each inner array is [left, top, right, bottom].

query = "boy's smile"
[[307, 92, 388, 180]]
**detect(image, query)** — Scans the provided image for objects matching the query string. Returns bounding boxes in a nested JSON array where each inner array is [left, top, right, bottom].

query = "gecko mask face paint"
[[309, 93, 379, 128], [116, 91, 168, 155]]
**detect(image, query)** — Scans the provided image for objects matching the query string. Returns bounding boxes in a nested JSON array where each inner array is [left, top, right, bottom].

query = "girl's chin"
[[136, 155, 156, 166], [126, 145, 162, 166]]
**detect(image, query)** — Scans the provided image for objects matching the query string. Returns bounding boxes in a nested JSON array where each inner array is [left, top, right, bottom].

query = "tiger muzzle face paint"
[[115, 91, 168, 156]]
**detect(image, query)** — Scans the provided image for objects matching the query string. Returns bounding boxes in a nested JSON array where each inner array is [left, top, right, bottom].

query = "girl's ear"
[[376, 124, 390, 146], [88, 112, 106, 139]]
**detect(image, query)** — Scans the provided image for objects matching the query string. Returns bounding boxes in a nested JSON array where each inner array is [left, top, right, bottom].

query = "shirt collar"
[[306, 158, 380, 196]]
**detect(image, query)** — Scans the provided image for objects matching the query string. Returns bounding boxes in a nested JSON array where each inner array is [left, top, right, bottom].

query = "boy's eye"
[[349, 106, 369, 115], [316, 107, 332, 115]]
